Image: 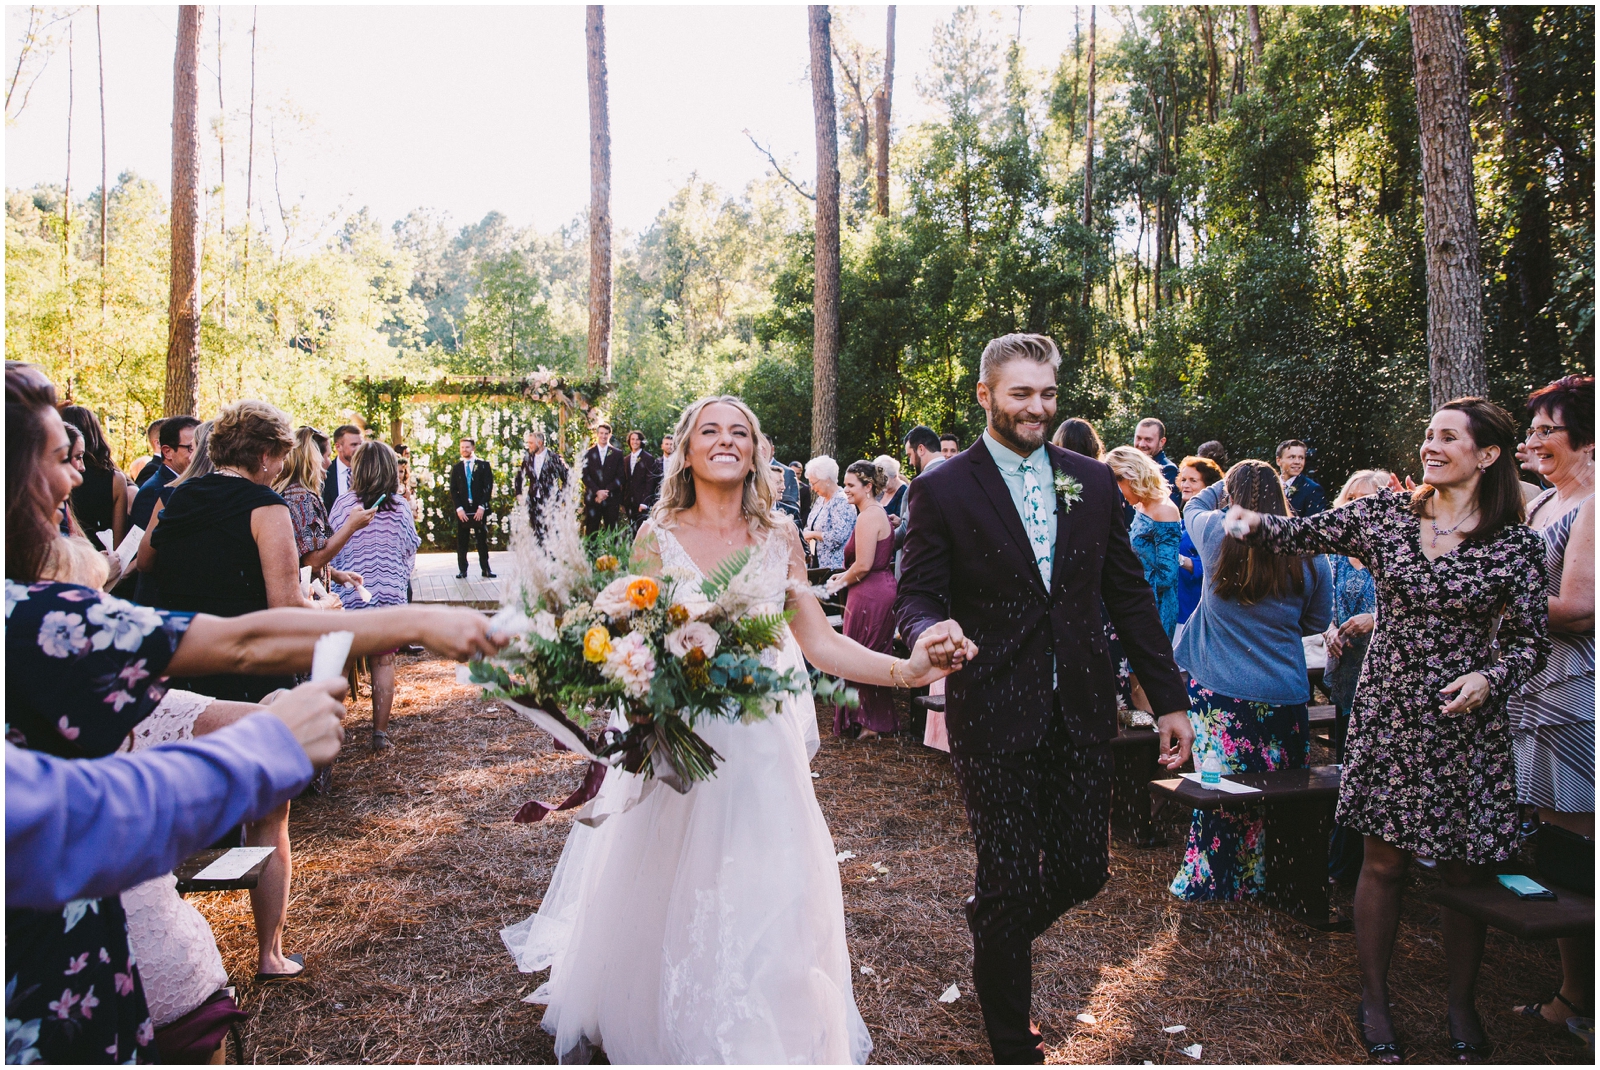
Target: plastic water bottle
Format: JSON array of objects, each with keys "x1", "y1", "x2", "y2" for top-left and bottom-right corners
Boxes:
[{"x1": 1200, "y1": 748, "x2": 1224, "y2": 787}]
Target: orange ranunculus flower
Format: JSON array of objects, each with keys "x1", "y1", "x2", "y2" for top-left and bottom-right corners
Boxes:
[
  {"x1": 583, "y1": 625, "x2": 612, "y2": 663},
  {"x1": 627, "y1": 576, "x2": 661, "y2": 610},
  {"x1": 667, "y1": 604, "x2": 690, "y2": 627},
  {"x1": 594, "y1": 554, "x2": 620, "y2": 572}
]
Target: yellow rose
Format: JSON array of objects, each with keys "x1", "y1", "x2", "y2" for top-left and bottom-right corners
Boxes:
[
  {"x1": 594, "y1": 554, "x2": 620, "y2": 572},
  {"x1": 583, "y1": 625, "x2": 612, "y2": 663}
]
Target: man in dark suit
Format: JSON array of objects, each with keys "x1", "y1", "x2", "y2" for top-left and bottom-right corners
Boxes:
[
  {"x1": 513, "y1": 430, "x2": 568, "y2": 543},
  {"x1": 322, "y1": 424, "x2": 364, "y2": 515},
  {"x1": 896, "y1": 334, "x2": 1193, "y2": 1064},
  {"x1": 581, "y1": 423, "x2": 626, "y2": 535},
  {"x1": 449, "y1": 437, "x2": 496, "y2": 579},
  {"x1": 620, "y1": 430, "x2": 660, "y2": 530},
  {"x1": 1276, "y1": 438, "x2": 1327, "y2": 515}
]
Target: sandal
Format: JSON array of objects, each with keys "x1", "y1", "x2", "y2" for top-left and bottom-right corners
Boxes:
[
  {"x1": 1446, "y1": 1009, "x2": 1490, "y2": 1063},
  {"x1": 1516, "y1": 989, "x2": 1589, "y2": 1024},
  {"x1": 1355, "y1": 1002, "x2": 1403, "y2": 1064},
  {"x1": 254, "y1": 953, "x2": 305, "y2": 984}
]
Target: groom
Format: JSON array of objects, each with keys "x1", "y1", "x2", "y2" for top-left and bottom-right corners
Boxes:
[{"x1": 897, "y1": 333, "x2": 1193, "y2": 1063}]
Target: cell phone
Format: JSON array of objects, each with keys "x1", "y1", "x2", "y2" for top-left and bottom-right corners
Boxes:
[
  {"x1": 371, "y1": 494, "x2": 387, "y2": 508},
  {"x1": 1498, "y1": 873, "x2": 1556, "y2": 900}
]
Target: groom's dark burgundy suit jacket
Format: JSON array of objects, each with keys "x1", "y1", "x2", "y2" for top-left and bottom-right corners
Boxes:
[{"x1": 896, "y1": 440, "x2": 1187, "y2": 754}]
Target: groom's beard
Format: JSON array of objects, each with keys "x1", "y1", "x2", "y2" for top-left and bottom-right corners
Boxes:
[{"x1": 989, "y1": 407, "x2": 1051, "y2": 454}]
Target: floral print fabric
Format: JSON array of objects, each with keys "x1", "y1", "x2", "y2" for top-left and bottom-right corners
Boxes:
[
  {"x1": 1169, "y1": 678, "x2": 1309, "y2": 901},
  {"x1": 5, "y1": 579, "x2": 193, "y2": 1064},
  {"x1": 1252, "y1": 489, "x2": 1548, "y2": 863}
]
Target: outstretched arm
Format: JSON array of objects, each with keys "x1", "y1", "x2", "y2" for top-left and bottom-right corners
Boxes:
[{"x1": 893, "y1": 477, "x2": 951, "y2": 649}]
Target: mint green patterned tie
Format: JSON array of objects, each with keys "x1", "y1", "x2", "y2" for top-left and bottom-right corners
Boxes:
[{"x1": 1019, "y1": 460, "x2": 1053, "y2": 587}]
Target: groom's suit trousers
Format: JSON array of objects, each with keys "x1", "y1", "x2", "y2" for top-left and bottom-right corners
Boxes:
[{"x1": 949, "y1": 706, "x2": 1112, "y2": 1064}]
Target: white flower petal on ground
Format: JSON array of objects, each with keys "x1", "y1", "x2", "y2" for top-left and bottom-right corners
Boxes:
[
  {"x1": 1181, "y1": 1043, "x2": 1203, "y2": 1059},
  {"x1": 1163, "y1": 1025, "x2": 1187, "y2": 1034},
  {"x1": 859, "y1": 966, "x2": 874, "y2": 976},
  {"x1": 1076, "y1": 1012, "x2": 1097, "y2": 1025},
  {"x1": 937, "y1": 983, "x2": 960, "y2": 1003},
  {"x1": 835, "y1": 851, "x2": 856, "y2": 862}
]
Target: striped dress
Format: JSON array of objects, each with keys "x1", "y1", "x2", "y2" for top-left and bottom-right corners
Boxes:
[
  {"x1": 1506, "y1": 490, "x2": 1595, "y2": 813},
  {"x1": 329, "y1": 491, "x2": 420, "y2": 610}
]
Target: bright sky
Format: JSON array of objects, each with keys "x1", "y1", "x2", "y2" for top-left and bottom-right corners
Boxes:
[{"x1": 5, "y1": 4, "x2": 1095, "y2": 239}]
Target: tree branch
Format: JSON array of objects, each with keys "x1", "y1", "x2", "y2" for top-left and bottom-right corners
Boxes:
[{"x1": 743, "y1": 130, "x2": 815, "y2": 201}]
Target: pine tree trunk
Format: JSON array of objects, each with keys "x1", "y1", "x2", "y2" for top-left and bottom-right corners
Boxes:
[
  {"x1": 165, "y1": 4, "x2": 203, "y2": 418},
  {"x1": 586, "y1": 5, "x2": 612, "y2": 377},
  {"x1": 97, "y1": 6, "x2": 107, "y2": 316},
  {"x1": 1410, "y1": 4, "x2": 1486, "y2": 408},
  {"x1": 1079, "y1": 5, "x2": 1096, "y2": 356},
  {"x1": 873, "y1": 5, "x2": 894, "y2": 216},
  {"x1": 809, "y1": 4, "x2": 840, "y2": 459},
  {"x1": 1247, "y1": 5, "x2": 1263, "y2": 64}
]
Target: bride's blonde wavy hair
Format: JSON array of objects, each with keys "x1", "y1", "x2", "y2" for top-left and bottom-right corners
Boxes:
[{"x1": 650, "y1": 394, "x2": 779, "y2": 538}]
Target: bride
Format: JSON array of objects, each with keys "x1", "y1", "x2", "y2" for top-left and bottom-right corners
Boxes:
[{"x1": 501, "y1": 395, "x2": 973, "y2": 1064}]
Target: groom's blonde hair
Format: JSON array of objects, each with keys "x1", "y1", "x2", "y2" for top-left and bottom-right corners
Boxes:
[
  {"x1": 979, "y1": 333, "x2": 1062, "y2": 388},
  {"x1": 652, "y1": 394, "x2": 779, "y2": 538}
]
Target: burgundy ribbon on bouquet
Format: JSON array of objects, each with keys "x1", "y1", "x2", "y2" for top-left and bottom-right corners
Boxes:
[{"x1": 513, "y1": 758, "x2": 608, "y2": 823}]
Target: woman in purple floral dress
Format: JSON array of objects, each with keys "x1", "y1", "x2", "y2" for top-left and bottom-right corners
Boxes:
[{"x1": 1228, "y1": 398, "x2": 1548, "y2": 1063}]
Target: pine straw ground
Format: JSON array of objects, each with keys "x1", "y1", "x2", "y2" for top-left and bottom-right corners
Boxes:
[{"x1": 194, "y1": 653, "x2": 1586, "y2": 1064}]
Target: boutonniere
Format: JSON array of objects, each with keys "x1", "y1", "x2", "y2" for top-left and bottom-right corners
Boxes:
[{"x1": 1053, "y1": 472, "x2": 1084, "y2": 513}]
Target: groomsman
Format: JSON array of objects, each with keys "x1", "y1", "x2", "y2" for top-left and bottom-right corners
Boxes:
[
  {"x1": 513, "y1": 430, "x2": 568, "y2": 542},
  {"x1": 1276, "y1": 439, "x2": 1327, "y2": 515},
  {"x1": 897, "y1": 333, "x2": 1190, "y2": 1064},
  {"x1": 449, "y1": 438, "x2": 496, "y2": 580},
  {"x1": 323, "y1": 424, "x2": 364, "y2": 514},
  {"x1": 581, "y1": 423, "x2": 626, "y2": 534},
  {"x1": 621, "y1": 430, "x2": 660, "y2": 530}
]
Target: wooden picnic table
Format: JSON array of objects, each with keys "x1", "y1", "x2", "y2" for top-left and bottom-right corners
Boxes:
[
  {"x1": 1151, "y1": 765, "x2": 1344, "y2": 928},
  {"x1": 174, "y1": 848, "x2": 275, "y2": 895}
]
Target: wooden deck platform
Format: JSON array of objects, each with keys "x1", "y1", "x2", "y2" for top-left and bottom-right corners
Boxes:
[{"x1": 410, "y1": 551, "x2": 512, "y2": 608}]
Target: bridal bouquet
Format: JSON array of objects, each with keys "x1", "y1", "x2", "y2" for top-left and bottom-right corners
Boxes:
[{"x1": 467, "y1": 483, "x2": 804, "y2": 787}]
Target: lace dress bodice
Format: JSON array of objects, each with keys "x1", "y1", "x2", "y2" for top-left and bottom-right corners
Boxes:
[{"x1": 119, "y1": 689, "x2": 231, "y2": 1027}]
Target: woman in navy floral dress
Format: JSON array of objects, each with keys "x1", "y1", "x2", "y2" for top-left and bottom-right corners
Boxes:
[{"x1": 1229, "y1": 399, "x2": 1548, "y2": 1062}]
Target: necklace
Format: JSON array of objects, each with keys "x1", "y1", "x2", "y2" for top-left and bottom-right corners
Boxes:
[
  {"x1": 1428, "y1": 507, "x2": 1476, "y2": 547},
  {"x1": 216, "y1": 467, "x2": 249, "y2": 480}
]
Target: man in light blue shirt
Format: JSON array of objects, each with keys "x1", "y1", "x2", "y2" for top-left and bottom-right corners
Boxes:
[{"x1": 981, "y1": 429, "x2": 1057, "y2": 587}]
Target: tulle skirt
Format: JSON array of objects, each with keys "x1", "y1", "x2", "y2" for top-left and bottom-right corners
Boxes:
[{"x1": 502, "y1": 636, "x2": 871, "y2": 1065}]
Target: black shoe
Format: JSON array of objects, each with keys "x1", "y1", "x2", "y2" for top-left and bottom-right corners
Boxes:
[
  {"x1": 1446, "y1": 1009, "x2": 1489, "y2": 1063},
  {"x1": 482, "y1": 569, "x2": 497, "y2": 579},
  {"x1": 1355, "y1": 1002, "x2": 1403, "y2": 1064},
  {"x1": 456, "y1": 571, "x2": 468, "y2": 580}
]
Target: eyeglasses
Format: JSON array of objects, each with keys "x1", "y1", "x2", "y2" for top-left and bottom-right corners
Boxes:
[{"x1": 1528, "y1": 425, "x2": 1568, "y2": 441}]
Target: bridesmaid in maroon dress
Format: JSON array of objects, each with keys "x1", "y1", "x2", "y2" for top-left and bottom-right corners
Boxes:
[{"x1": 828, "y1": 460, "x2": 899, "y2": 738}]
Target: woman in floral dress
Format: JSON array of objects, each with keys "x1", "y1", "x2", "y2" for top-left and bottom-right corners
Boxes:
[{"x1": 1227, "y1": 398, "x2": 1548, "y2": 1062}]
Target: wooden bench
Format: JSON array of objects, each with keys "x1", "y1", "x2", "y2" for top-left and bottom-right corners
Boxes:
[
  {"x1": 1430, "y1": 876, "x2": 1594, "y2": 940},
  {"x1": 174, "y1": 848, "x2": 275, "y2": 896},
  {"x1": 1151, "y1": 765, "x2": 1344, "y2": 929},
  {"x1": 1308, "y1": 704, "x2": 1337, "y2": 747},
  {"x1": 1111, "y1": 726, "x2": 1166, "y2": 847}
]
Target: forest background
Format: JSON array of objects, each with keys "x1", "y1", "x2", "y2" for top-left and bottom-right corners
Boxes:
[{"x1": 7, "y1": 4, "x2": 1594, "y2": 496}]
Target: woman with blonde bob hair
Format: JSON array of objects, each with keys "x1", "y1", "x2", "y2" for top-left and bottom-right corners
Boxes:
[
  {"x1": 1103, "y1": 445, "x2": 1182, "y2": 636},
  {"x1": 506, "y1": 393, "x2": 977, "y2": 1065},
  {"x1": 275, "y1": 425, "x2": 373, "y2": 586}
]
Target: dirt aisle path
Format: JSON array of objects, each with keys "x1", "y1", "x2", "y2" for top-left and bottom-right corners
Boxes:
[{"x1": 199, "y1": 655, "x2": 1582, "y2": 1064}]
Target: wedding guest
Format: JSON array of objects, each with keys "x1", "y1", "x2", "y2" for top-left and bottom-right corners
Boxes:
[
  {"x1": 1321, "y1": 469, "x2": 1388, "y2": 886},
  {"x1": 449, "y1": 437, "x2": 495, "y2": 579},
  {"x1": 1228, "y1": 397, "x2": 1548, "y2": 1061},
  {"x1": 321, "y1": 424, "x2": 362, "y2": 513},
  {"x1": 660, "y1": 432, "x2": 675, "y2": 460},
  {"x1": 275, "y1": 426, "x2": 372, "y2": 588},
  {"x1": 150, "y1": 401, "x2": 302, "y2": 703},
  {"x1": 1104, "y1": 446, "x2": 1183, "y2": 637},
  {"x1": 6, "y1": 366, "x2": 493, "y2": 1065},
  {"x1": 581, "y1": 423, "x2": 625, "y2": 534},
  {"x1": 395, "y1": 454, "x2": 424, "y2": 524},
  {"x1": 875, "y1": 454, "x2": 907, "y2": 519},
  {"x1": 1133, "y1": 417, "x2": 1183, "y2": 507},
  {"x1": 132, "y1": 419, "x2": 212, "y2": 606},
  {"x1": 331, "y1": 441, "x2": 421, "y2": 753},
  {"x1": 903, "y1": 425, "x2": 943, "y2": 477},
  {"x1": 940, "y1": 432, "x2": 961, "y2": 459},
  {"x1": 1170, "y1": 460, "x2": 1332, "y2": 902},
  {"x1": 769, "y1": 437, "x2": 802, "y2": 522},
  {"x1": 827, "y1": 460, "x2": 898, "y2": 739},
  {"x1": 1174, "y1": 455, "x2": 1224, "y2": 627},
  {"x1": 133, "y1": 417, "x2": 166, "y2": 487},
  {"x1": 1277, "y1": 439, "x2": 1328, "y2": 515},
  {"x1": 513, "y1": 429, "x2": 568, "y2": 540},
  {"x1": 1508, "y1": 375, "x2": 1594, "y2": 1029},
  {"x1": 792, "y1": 460, "x2": 812, "y2": 522},
  {"x1": 1196, "y1": 439, "x2": 1229, "y2": 471},
  {"x1": 802, "y1": 455, "x2": 855, "y2": 569},
  {"x1": 1052, "y1": 416, "x2": 1105, "y2": 458},
  {"x1": 622, "y1": 429, "x2": 660, "y2": 530},
  {"x1": 58, "y1": 421, "x2": 85, "y2": 535},
  {"x1": 130, "y1": 414, "x2": 200, "y2": 531},
  {"x1": 61, "y1": 405, "x2": 130, "y2": 550}
]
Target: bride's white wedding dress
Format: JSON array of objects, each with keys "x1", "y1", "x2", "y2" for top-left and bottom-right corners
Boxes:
[{"x1": 500, "y1": 525, "x2": 872, "y2": 1064}]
